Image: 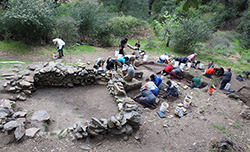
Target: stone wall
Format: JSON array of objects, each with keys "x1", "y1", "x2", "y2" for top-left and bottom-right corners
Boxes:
[{"x1": 1, "y1": 62, "x2": 141, "y2": 140}]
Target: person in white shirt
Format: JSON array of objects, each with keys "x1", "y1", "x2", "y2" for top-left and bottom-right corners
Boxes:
[{"x1": 53, "y1": 38, "x2": 65, "y2": 58}]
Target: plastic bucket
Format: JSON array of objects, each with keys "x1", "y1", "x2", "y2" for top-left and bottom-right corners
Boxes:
[
  {"x1": 115, "y1": 51, "x2": 119, "y2": 57},
  {"x1": 199, "y1": 64, "x2": 204, "y2": 69},
  {"x1": 53, "y1": 52, "x2": 58, "y2": 59},
  {"x1": 224, "y1": 83, "x2": 231, "y2": 90},
  {"x1": 174, "y1": 61, "x2": 179, "y2": 68},
  {"x1": 143, "y1": 55, "x2": 148, "y2": 61},
  {"x1": 180, "y1": 63, "x2": 185, "y2": 69},
  {"x1": 183, "y1": 95, "x2": 192, "y2": 108},
  {"x1": 160, "y1": 102, "x2": 169, "y2": 112}
]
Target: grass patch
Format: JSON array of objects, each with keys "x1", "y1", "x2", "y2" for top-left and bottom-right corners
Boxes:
[
  {"x1": 0, "y1": 41, "x2": 31, "y2": 54},
  {"x1": 27, "y1": 111, "x2": 34, "y2": 117},
  {"x1": 66, "y1": 45, "x2": 97, "y2": 54},
  {"x1": 212, "y1": 123, "x2": 226, "y2": 131},
  {"x1": 49, "y1": 132, "x2": 56, "y2": 135}
]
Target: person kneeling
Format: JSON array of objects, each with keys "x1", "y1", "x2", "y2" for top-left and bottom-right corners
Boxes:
[
  {"x1": 162, "y1": 80, "x2": 178, "y2": 98},
  {"x1": 133, "y1": 86, "x2": 156, "y2": 108}
]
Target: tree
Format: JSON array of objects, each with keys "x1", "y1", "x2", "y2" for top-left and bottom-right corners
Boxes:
[{"x1": 1, "y1": 0, "x2": 56, "y2": 44}]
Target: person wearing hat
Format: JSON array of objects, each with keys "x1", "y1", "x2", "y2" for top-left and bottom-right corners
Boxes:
[
  {"x1": 162, "y1": 80, "x2": 178, "y2": 98},
  {"x1": 52, "y1": 38, "x2": 65, "y2": 58},
  {"x1": 133, "y1": 86, "x2": 156, "y2": 108},
  {"x1": 158, "y1": 52, "x2": 169, "y2": 63},
  {"x1": 119, "y1": 38, "x2": 128, "y2": 56}
]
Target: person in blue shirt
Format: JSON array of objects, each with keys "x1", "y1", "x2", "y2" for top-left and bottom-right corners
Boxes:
[
  {"x1": 150, "y1": 74, "x2": 162, "y2": 88},
  {"x1": 162, "y1": 80, "x2": 178, "y2": 98}
]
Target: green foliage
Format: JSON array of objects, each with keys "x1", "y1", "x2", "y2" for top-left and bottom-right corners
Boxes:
[
  {"x1": 0, "y1": 41, "x2": 31, "y2": 54},
  {"x1": 1, "y1": 0, "x2": 56, "y2": 44},
  {"x1": 109, "y1": 15, "x2": 141, "y2": 37},
  {"x1": 172, "y1": 19, "x2": 211, "y2": 53},
  {"x1": 98, "y1": 0, "x2": 148, "y2": 20},
  {"x1": 69, "y1": 1, "x2": 113, "y2": 46},
  {"x1": 52, "y1": 15, "x2": 79, "y2": 45},
  {"x1": 236, "y1": 11, "x2": 250, "y2": 49}
]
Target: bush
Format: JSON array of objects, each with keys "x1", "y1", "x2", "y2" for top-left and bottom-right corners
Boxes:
[
  {"x1": 172, "y1": 19, "x2": 211, "y2": 53},
  {"x1": 52, "y1": 16, "x2": 79, "y2": 45},
  {"x1": 69, "y1": 1, "x2": 113, "y2": 46},
  {"x1": 1, "y1": 0, "x2": 56, "y2": 44},
  {"x1": 109, "y1": 15, "x2": 141, "y2": 37},
  {"x1": 236, "y1": 11, "x2": 250, "y2": 49}
]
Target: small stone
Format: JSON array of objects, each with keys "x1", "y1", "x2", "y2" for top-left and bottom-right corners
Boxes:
[
  {"x1": 31, "y1": 110, "x2": 50, "y2": 121},
  {"x1": 13, "y1": 111, "x2": 27, "y2": 118},
  {"x1": 125, "y1": 124, "x2": 133, "y2": 135},
  {"x1": 25, "y1": 128, "x2": 40, "y2": 137},
  {"x1": 75, "y1": 132, "x2": 83, "y2": 139},
  {"x1": 14, "y1": 125, "x2": 25, "y2": 140},
  {"x1": 4, "y1": 121, "x2": 17, "y2": 131},
  {"x1": 123, "y1": 135, "x2": 129, "y2": 141},
  {"x1": 19, "y1": 80, "x2": 32, "y2": 88},
  {"x1": 134, "y1": 133, "x2": 141, "y2": 141},
  {"x1": 79, "y1": 146, "x2": 91, "y2": 151}
]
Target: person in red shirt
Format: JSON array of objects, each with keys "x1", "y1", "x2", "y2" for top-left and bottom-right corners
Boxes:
[{"x1": 162, "y1": 64, "x2": 173, "y2": 76}]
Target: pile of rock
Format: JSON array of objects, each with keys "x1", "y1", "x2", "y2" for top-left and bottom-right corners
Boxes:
[
  {"x1": 1, "y1": 62, "x2": 142, "y2": 141},
  {"x1": 66, "y1": 73, "x2": 141, "y2": 140},
  {"x1": 2, "y1": 62, "x2": 112, "y2": 98}
]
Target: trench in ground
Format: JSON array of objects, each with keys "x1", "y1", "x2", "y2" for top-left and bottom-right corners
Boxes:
[{"x1": 16, "y1": 85, "x2": 117, "y2": 131}]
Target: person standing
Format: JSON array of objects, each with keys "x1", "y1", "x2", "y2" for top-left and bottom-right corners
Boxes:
[
  {"x1": 220, "y1": 68, "x2": 232, "y2": 90},
  {"x1": 119, "y1": 38, "x2": 128, "y2": 56},
  {"x1": 53, "y1": 38, "x2": 65, "y2": 58}
]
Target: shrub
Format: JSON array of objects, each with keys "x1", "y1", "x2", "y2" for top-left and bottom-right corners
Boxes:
[
  {"x1": 52, "y1": 16, "x2": 79, "y2": 45},
  {"x1": 69, "y1": 1, "x2": 112, "y2": 46},
  {"x1": 1, "y1": 0, "x2": 56, "y2": 44},
  {"x1": 109, "y1": 15, "x2": 141, "y2": 37},
  {"x1": 236, "y1": 11, "x2": 250, "y2": 49},
  {"x1": 172, "y1": 19, "x2": 212, "y2": 53}
]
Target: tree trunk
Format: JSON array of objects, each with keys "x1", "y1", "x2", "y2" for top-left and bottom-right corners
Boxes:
[
  {"x1": 239, "y1": 0, "x2": 248, "y2": 12},
  {"x1": 166, "y1": 37, "x2": 170, "y2": 47},
  {"x1": 148, "y1": 0, "x2": 155, "y2": 15},
  {"x1": 119, "y1": 0, "x2": 125, "y2": 12}
]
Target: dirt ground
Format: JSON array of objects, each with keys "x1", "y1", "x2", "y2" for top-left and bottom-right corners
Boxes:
[{"x1": 0, "y1": 47, "x2": 250, "y2": 152}]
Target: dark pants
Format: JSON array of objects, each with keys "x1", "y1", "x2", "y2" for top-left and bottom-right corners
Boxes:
[
  {"x1": 58, "y1": 45, "x2": 64, "y2": 58},
  {"x1": 220, "y1": 79, "x2": 230, "y2": 90},
  {"x1": 119, "y1": 45, "x2": 125, "y2": 56}
]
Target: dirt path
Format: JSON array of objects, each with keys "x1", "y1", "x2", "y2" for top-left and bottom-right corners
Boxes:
[{"x1": 1, "y1": 48, "x2": 250, "y2": 152}]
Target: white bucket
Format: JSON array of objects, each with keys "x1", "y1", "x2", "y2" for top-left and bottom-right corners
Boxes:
[
  {"x1": 117, "y1": 54, "x2": 123, "y2": 59},
  {"x1": 183, "y1": 95, "x2": 192, "y2": 108},
  {"x1": 180, "y1": 63, "x2": 185, "y2": 69},
  {"x1": 115, "y1": 51, "x2": 119, "y2": 57},
  {"x1": 53, "y1": 52, "x2": 58, "y2": 59},
  {"x1": 199, "y1": 63, "x2": 204, "y2": 69},
  {"x1": 187, "y1": 62, "x2": 192, "y2": 68},
  {"x1": 224, "y1": 83, "x2": 231, "y2": 90},
  {"x1": 160, "y1": 102, "x2": 169, "y2": 112},
  {"x1": 174, "y1": 61, "x2": 179, "y2": 68},
  {"x1": 143, "y1": 55, "x2": 148, "y2": 61}
]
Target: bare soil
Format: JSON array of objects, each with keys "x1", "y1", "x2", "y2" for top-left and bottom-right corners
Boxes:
[{"x1": 1, "y1": 47, "x2": 250, "y2": 152}]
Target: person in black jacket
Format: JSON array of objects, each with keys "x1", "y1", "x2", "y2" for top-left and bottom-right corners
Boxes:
[
  {"x1": 220, "y1": 68, "x2": 232, "y2": 90},
  {"x1": 119, "y1": 38, "x2": 128, "y2": 56}
]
